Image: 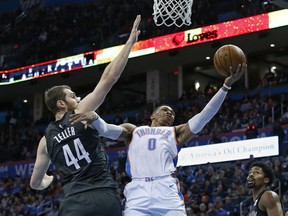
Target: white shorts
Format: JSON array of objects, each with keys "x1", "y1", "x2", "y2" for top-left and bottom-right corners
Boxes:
[{"x1": 123, "y1": 175, "x2": 186, "y2": 216}]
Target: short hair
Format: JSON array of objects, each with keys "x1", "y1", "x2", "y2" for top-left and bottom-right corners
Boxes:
[
  {"x1": 44, "y1": 85, "x2": 71, "y2": 115},
  {"x1": 249, "y1": 162, "x2": 274, "y2": 186},
  {"x1": 152, "y1": 105, "x2": 175, "y2": 116}
]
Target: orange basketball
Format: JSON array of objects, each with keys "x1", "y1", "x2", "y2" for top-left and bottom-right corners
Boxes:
[{"x1": 213, "y1": 44, "x2": 246, "y2": 77}]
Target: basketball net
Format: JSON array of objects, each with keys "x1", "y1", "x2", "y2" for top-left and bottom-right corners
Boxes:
[{"x1": 153, "y1": 0, "x2": 193, "y2": 27}]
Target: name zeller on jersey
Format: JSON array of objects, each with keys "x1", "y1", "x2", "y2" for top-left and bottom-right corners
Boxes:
[{"x1": 54, "y1": 127, "x2": 76, "y2": 143}]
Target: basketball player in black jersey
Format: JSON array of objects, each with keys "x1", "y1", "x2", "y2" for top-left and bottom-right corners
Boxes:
[
  {"x1": 29, "y1": 15, "x2": 141, "y2": 216},
  {"x1": 247, "y1": 162, "x2": 284, "y2": 216}
]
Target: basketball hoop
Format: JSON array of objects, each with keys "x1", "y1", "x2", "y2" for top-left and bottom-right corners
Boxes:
[{"x1": 153, "y1": 0, "x2": 193, "y2": 27}]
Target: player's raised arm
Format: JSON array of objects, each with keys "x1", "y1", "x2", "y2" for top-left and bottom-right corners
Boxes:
[
  {"x1": 77, "y1": 15, "x2": 141, "y2": 113},
  {"x1": 176, "y1": 63, "x2": 246, "y2": 146}
]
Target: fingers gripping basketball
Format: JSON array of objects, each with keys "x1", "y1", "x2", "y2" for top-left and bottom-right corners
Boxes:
[{"x1": 213, "y1": 44, "x2": 246, "y2": 77}]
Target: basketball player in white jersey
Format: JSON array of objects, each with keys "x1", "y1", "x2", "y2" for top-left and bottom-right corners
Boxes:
[{"x1": 70, "y1": 63, "x2": 247, "y2": 215}]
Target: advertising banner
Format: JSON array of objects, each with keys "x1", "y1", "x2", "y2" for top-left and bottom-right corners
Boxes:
[
  {"x1": 177, "y1": 136, "x2": 279, "y2": 167},
  {"x1": 0, "y1": 126, "x2": 287, "y2": 178}
]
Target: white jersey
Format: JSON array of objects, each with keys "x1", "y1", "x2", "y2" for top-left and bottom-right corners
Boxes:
[
  {"x1": 126, "y1": 126, "x2": 178, "y2": 178},
  {"x1": 123, "y1": 126, "x2": 186, "y2": 216}
]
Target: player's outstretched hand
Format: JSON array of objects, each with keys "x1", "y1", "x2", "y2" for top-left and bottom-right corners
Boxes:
[
  {"x1": 127, "y1": 15, "x2": 141, "y2": 44},
  {"x1": 70, "y1": 111, "x2": 98, "y2": 125},
  {"x1": 224, "y1": 63, "x2": 247, "y2": 86}
]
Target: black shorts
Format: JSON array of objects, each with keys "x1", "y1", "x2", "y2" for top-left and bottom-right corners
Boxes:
[{"x1": 59, "y1": 188, "x2": 122, "y2": 216}]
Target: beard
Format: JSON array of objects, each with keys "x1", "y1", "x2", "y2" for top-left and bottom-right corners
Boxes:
[{"x1": 67, "y1": 103, "x2": 77, "y2": 111}]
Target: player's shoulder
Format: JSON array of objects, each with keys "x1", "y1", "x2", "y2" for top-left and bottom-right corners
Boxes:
[
  {"x1": 263, "y1": 190, "x2": 280, "y2": 198},
  {"x1": 259, "y1": 190, "x2": 284, "y2": 215},
  {"x1": 260, "y1": 190, "x2": 281, "y2": 206}
]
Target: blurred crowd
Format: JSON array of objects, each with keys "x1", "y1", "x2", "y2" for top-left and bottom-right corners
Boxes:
[
  {"x1": 0, "y1": 0, "x2": 280, "y2": 70},
  {"x1": 0, "y1": 174, "x2": 62, "y2": 216},
  {"x1": 1, "y1": 154, "x2": 288, "y2": 215}
]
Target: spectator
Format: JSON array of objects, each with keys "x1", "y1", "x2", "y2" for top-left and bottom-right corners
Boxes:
[
  {"x1": 245, "y1": 154, "x2": 256, "y2": 170},
  {"x1": 245, "y1": 121, "x2": 258, "y2": 139},
  {"x1": 199, "y1": 202, "x2": 208, "y2": 215},
  {"x1": 223, "y1": 196, "x2": 236, "y2": 215},
  {"x1": 270, "y1": 121, "x2": 286, "y2": 157},
  {"x1": 263, "y1": 70, "x2": 276, "y2": 87},
  {"x1": 282, "y1": 107, "x2": 288, "y2": 124},
  {"x1": 207, "y1": 203, "x2": 220, "y2": 216},
  {"x1": 209, "y1": 132, "x2": 222, "y2": 144}
]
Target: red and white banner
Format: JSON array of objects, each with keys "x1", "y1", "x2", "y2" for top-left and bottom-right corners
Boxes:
[{"x1": 1, "y1": 9, "x2": 287, "y2": 85}]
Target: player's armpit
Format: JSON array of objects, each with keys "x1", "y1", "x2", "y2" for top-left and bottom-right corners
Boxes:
[{"x1": 118, "y1": 123, "x2": 136, "y2": 144}]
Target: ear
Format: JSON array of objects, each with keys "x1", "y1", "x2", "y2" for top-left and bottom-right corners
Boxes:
[
  {"x1": 56, "y1": 100, "x2": 66, "y2": 109},
  {"x1": 264, "y1": 177, "x2": 270, "y2": 185},
  {"x1": 150, "y1": 113, "x2": 155, "y2": 121}
]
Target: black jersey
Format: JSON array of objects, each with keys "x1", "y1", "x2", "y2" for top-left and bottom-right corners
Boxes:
[
  {"x1": 45, "y1": 112, "x2": 118, "y2": 197},
  {"x1": 248, "y1": 190, "x2": 267, "y2": 216}
]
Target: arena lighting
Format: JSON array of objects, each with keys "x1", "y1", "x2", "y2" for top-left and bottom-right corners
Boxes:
[
  {"x1": 176, "y1": 136, "x2": 279, "y2": 167},
  {"x1": 194, "y1": 82, "x2": 200, "y2": 90},
  {"x1": 0, "y1": 9, "x2": 288, "y2": 85}
]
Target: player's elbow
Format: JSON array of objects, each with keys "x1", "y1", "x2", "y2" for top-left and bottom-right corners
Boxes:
[
  {"x1": 101, "y1": 70, "x2": 120, "y2": 86},
  {"x1": 107, "y1": 76, "x2": 119, "y2": 87},
  {"x1": 30, "y1": 179, "x2": 41, "y2": 190}
]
